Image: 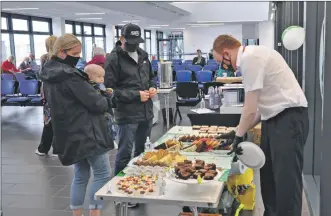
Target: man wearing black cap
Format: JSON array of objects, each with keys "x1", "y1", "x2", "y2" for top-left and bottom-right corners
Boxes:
[{"x1": 104, "y1": 23, "x2": 156, "y2": 176}]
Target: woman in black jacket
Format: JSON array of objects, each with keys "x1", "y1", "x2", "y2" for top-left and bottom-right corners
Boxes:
[{"x1": 39, "y1": 34, "x2": 114, "y2": 216}]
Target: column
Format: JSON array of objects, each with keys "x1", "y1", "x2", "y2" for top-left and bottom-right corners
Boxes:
[{"x1": 52, "y1": 17, "x2": 65, "y2": 36}]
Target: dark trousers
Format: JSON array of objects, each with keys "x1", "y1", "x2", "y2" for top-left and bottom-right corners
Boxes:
[
  {"x1": 114, "y1": 119, "x2": 153, "y2": 175},
  {"x1": 37, "y1": 121, "x2": 54, "y2": 154},
  {"x1": 260, "y1": 107, "x2": 309, "y2": 216}
]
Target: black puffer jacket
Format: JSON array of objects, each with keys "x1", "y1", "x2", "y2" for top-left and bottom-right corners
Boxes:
[
  {"x1": 104, "y1": 46, "x2": 156, "y2": 124},
  {"x1": 39, "y1": 57, "x2": 114, "y2": 166}
]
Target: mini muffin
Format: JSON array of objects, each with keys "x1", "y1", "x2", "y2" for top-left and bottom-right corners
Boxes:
[
  {"x1": 184, "y1": 160, "x2": 192, "y2": 164},
  {"x1": 206, "y1": 170, "x2": 218, "y2": 176},
  {"x1": 192, "y1": 172, "x2": 203, "y2": 179},
  {"x1": 203, "y1": 173, "x2": 215, "y2": 180},
  {"x1": 178, "y1": 171, "x2": 191, "y2": 180},
  {"x1": 194, "y1": 164, "x2": 204, "y2": 170}
]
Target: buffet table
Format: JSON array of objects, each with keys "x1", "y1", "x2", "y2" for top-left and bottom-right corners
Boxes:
[{"x1": 95, "y1": 126, "x2": 235, "y2": 216}]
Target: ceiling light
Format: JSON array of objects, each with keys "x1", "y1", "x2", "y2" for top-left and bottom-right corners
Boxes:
[
  {"x1": 150, "y1": 24, "x2": 169, "y2": 27},
  {"x1": 148, "y1": 26, "x2": 161, "y2": 29},
  {"x1": 168, "y1": 28, "x2": 186, "y2": 30},
  {"x1": 191, "y1": 25, "x2": 211, "y2": 28},
  {"x1": 77, "y1": 18, "x2": 103, "y2": 20},
  {"x1": 196, "y1": 21, "x2": 224, "y2": 24},
  {"x1": 3, "y1": 8, "x2": 39, "y2": 11},
  {"x1": 122, "y1": 20, "x2": 140, "y2": 23},
  {"x1": 75, "y1": 12, "x2": 105, "y2": 15},
  {"x1": 117, "y1": 23, "x2": 125, "y2": 26},
  {"x1": 187, "y1": 23, "x2": 224, "y2": 26}
]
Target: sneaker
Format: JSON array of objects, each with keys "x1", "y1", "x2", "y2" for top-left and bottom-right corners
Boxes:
[
  {"x1": 51, "y1": 154, "x2": 58, "y2": 157},
  {"x1": 35, "y1": 149, "x2": 46, "y2": 156}
]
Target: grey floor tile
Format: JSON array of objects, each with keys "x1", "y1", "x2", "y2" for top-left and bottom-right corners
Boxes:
[
  {"x1": 2, "y1": 173, "x2": 55, "y2": 184},
  {"x1": 7, "y1": 195, "x2": 70, "y2": 210},
  {"x1": 4, "y1": 183, "x2": 66, "y2": 196},
  {"x1": 2, "y1": 165, "x2": 44, "y2": 174}
]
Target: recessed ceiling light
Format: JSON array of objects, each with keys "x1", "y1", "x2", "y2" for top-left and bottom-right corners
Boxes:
[
  {"x1": 3, "y1": 8, "x2": 39, "y2": 11},
  {"x1": 75, "y1": 12, "x2": 105, "y2": 15},
  {"x1": 191, "y1": 25, "x2": 211, "y2": 28},
  {"x1": 187, "y1": 23, "x2": 224, "y2": 26},
  {"x1": 150, "y1": 24, "x2": 169, "y2": 27},
  {"x1": 122, "y1": 20, "x2": 140, "y2": 23},
  {"x1": 117, "y1": 23, "x2": 125, "y2": 26},
  {"x1": 196, "y1": 21, "x2": 224, "y2": 24},
  {"x1": 168, "y1": 28, "x2": 186, "y2": 30},
  {"x1": 148, "y1": 26, "x2": 161, "y2": 29},
  {"x1": 77, "y1": 18, "x2": 103, "y2": 20}
]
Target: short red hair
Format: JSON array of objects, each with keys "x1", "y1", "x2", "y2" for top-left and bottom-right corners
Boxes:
[{"x1": 213, "y1": 34, "x2": 241, "y2": 54}]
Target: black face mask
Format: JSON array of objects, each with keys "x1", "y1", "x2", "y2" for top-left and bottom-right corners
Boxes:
[
  {"x1": 220, "y1": 57, "x2": 235, "y2": 72},
  {"x1": 63, "y1": 54, "x2": 80, "y2": 67},
  {"x1": 124, "y1": 43, "x2": 139, "y2": 52}
]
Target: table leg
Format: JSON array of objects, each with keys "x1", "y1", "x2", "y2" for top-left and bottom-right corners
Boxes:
[
  {"x1": 121, "y1": 203, "x2": 128, "y2": 216},
  {"x1": 189, "y1": 207, "x2": 199, "y2": 216},
  {"x1": 164, "y1": 94, "x2": 170, "y2": 129}
]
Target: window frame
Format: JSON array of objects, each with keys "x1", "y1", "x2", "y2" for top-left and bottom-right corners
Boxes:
[
  {"x1": 65, "y1": 20, "x2": 106, "y2": 59},
  {"x1": 1, "y1": 12, "x2": 52, "y2": 65}
]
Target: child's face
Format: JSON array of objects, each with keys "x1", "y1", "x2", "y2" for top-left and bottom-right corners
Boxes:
[{"x1": 89, "y1": 70, "x2": 105, "y2": 84}]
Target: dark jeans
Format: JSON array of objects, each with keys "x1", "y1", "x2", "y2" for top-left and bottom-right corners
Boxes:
[
  {"x1": 260, "y1": 107, "x2": 309, "y2": 216},
  {"x1": 37, "y1": 121, "x2": 54, "y2": 154},
  {"x1": 114, "y1": 119, "x2": 153, "y2": 175}
]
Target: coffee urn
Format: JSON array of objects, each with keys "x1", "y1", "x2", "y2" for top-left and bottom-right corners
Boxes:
[{"x1": 158, "y1": 61, "x2": 173, "y2": 89}]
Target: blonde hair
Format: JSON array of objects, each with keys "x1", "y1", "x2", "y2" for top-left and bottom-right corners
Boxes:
[
  {"x1": 45, "y1": 35, "x2": 57, "y2": 58},
  {"x1": 53, "y1": 34, "x2": 81, "y2": 57},
  {"x1": 213, "y1": 34, "x2": 241, "y2": 54}
]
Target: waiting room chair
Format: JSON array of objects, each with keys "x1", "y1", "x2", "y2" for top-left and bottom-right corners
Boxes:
[
  {"x1": 151, "y1": 60, "x2": 159, "y2": 66},
  {"x1": 187, "y1": 65, "x2": 202, "y2": 74},
  {"x1": 14, "y1": 73, "x2": 27, "y2": 82},
  {"x1": 174, "y1": 82, "x2": 202, "y2": 122},
  {"x1": 203, "y1": 64, "x2": 219, "y2": 72},
  {"x1": 184, "y1": 60, "x2": 193, "y2": 65},
  {"x1": 176, "y1": 70, "x2": 192, "y2": 83},
  {"x1": 6, "y1": 80, "x2": 39, "y2": 106},
  {"x1": 208, "y1": 59, "x2": 217, "y2": 65},
  {"x1": 1, "y1": 80, "x2": 16, "y2": 105},
  {"x1": 173, "y1": 65, "x2": 186, "y2": 72},
  {"x1": 1, "y1": 73, "x2": 14, "y2": 80},
  {"x1": 196, "y1": 70, "x2": 213, "y2": 88},
  {"x1": 172, "y1": 59, "x2": 182, "y2": 65}
]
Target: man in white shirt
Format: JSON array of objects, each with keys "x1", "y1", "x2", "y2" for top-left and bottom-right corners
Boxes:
[{"x1": 214, "y1": 35, "x2": 309, "y2": 216}]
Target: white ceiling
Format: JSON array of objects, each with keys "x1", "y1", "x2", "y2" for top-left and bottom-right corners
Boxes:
[{"x1": 1, "y1": 1, "x2": 271, "y2": 30}]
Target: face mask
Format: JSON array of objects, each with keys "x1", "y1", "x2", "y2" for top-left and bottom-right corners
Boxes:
[
  {"x1": 63, "y1": 54, "x2": 80, "y2": 67},
  {"x1": 220, "y1": 56, "x2": 235, "y2": 72},
  {"x1": 124, "y1": 43, "x2": 139, "y2": 52}
]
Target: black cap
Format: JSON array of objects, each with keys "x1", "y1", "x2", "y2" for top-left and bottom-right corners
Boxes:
[{"x1": 121, "y1": 23, "x2": 145, "y2": 44}]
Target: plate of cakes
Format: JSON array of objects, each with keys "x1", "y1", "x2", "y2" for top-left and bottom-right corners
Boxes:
[
  {"x1": 167, "y1": 159, "x2": 223, "y2": 184},
  {"x1": 116, "y1": 175, "x2": 158, "y2": 196}
]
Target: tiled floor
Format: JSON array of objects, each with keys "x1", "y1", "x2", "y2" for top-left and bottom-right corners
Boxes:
[{"x1": 0, "y1": 93, "x2": 310, "y2": 216}]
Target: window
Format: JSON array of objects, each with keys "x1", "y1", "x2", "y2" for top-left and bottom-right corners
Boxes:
[
  {"x1": 75, "y1": 24, "x2": 82, "y2": 34},
  {"x1": 114, "y1": 25, "x2": 122, "y2": 44},
  {"x1": 84, "y1": 25, "x2": 92, "y2": 35},
  {"x1": 32, "y1": 20, "x2": 49, "y2": 32},
  {"x1": 65, "y1": 24, "x2": 73, "y2": 34},
  {"x1": 33, "y1": 35, "x2": 49, "y2": 64},
  {"x1": 1, "y1": 13, "x2": 52, "y2": 67},
  {"x1": 12, "y1": 18, "x2": 28, "y2": 31},
  {"x1": 144, "y1": 30, "x2": 152, "y2": 57},
  {"x1": 85, "y1": 37, "x2": 93, "y2": 61},
  {"x1": 1, "y1": 33, "x2": 11, "y2": 62},
  {"x1": 65, "y1": 20, "x2": 106, "y2": 59},
  {"x1": 94, "y1": 37, "x2": 104, "y2": 49},
  {"x1": 94, "y1": 26, "x2": 103, "y2": 35},
  {"x1": 14, "y1": 34, "x2": 30, "y2": 66},
  {"x1": 2, "y1": 17, "x2": 7, "y2": 30}
]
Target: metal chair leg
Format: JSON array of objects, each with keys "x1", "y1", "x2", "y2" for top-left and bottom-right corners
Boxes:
[{"x1": 178, "y1": 107, "x2": 182, "y2": 120}]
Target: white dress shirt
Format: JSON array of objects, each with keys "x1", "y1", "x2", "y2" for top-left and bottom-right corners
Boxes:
[{"x1": 236, "y1": 45, "x2": 308, "y2": 120}]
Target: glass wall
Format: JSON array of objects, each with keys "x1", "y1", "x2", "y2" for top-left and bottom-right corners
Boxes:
[
  {"x1": 65, "y1": 20, "x2": 106, "y2": 61},
  {"x1": 1, "y1": 12, "x2": 52, "y2": 66}
]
